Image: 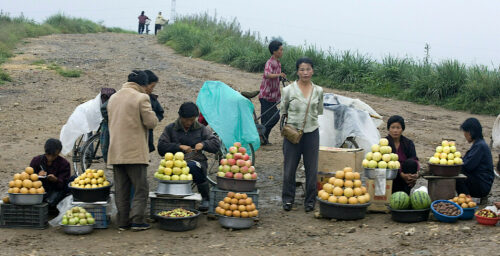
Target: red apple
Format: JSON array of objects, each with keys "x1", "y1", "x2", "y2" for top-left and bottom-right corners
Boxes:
[
  {"x1": 238, "y1": 147, "x2": 246, "y2": 154},
  {"x1": 227, "y1": 158, "x2": 236, "y2": 166},
  {"x1": 237, "y1": 159, "x2": 246, "y2": 167},
  {"x1": 226, "y1": 153, "x2": 233, "y2": 159},
  {"x1": 243, "y1": 154, "x2": 250, "y2": 161},
  {"x1": 220, "y1": 159, "x2": 228, "y2": 165},
  {"x1": 245, "y1": 160, "x2": 252, "y2": 167},
  {"x1": 251, "y1": 173, "x2": 257, "y2": 179},
  {"x1": 234, "y1": 153, "x2": 243, "y2": 160},
  {"x1": 240, "y1": 166, "x2": 249, "y2": 174},
  {"x1": 233, "y1": 142, "x2": 242, "y2": 148},
  {"x1": 231, "y1": 165, "x2": 240, "y2": 173},
  {"x1": 222, "y1": 165, "x2": 231, "y2": 172},
  {"x1": 217, "y1": 172, "x2": 225, "y2": 177},
  {"x1": 225, "y1": 172, "x2": 233, "y2": 178},
  {"x1": 249, "y1": 166, "x2": 255, "y2": 173},
  {"x1": 229, "y1": 146, "x2": 237, "y2": 154},
  {"x1": 234, "y1": 173, "x2": 243, "y2": 179},
  {"x1": 243, "y1": 173, "x2": 252, "y2": 180}
]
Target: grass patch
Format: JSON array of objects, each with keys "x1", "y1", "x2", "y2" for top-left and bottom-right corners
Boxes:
[
  {"x1": 46, "y1": 63, "x2": 82, "y2": 77},
  {"x1": 158, "y1": 13, "x2": 500, "y2": 115}
]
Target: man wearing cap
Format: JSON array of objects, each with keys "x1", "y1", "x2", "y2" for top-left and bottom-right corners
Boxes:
[{"x1": 157, "y1": 102, "x2": 221, "y2": 211}]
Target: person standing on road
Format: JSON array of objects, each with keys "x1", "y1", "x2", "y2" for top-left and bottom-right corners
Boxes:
[
  {"x1": 157, "y1": 102, "x2": 221, "y2": 211},
  {"x1": 107, "y1": 70, "x2": 158, "y2": 231},
  {"x1": 138, "y1": 11, "x2": 149, "y2": 34},
  {"x1": 281, "y1": 57, "x2": 323, "y2": 212},
  {"x1": 259, "y1": 40, "x2": 286, "y2": 145},
  {"x1": 155, "y1": 12, "x2": 167, "y2": 35},
  {"x1": 144, "y1": 70, "x2": 164, "y2": 153}
]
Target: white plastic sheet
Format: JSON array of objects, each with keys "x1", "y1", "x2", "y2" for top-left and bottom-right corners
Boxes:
[
  {"x1": 48, "y1": 194, "x2": 117, "y2": 227},
  {"x1": 319, "y1": 93, "x2": 382, "y2": 153},
  {"x1": 491, "y1": 114, "x2": 500, "y2": 151},
  {"x1": 59, "y1": 94, "x2": 103, "y2": 155}
]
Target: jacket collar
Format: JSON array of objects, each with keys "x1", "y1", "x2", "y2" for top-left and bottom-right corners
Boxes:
[
  {"x1": 122, "y1": 82, "x2": 146, "y2": 94},
  {"x1": 174, "y1": 118, "x2": 202, "y2": 132}
]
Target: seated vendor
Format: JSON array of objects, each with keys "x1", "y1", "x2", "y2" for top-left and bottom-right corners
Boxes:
[
  {"x1": 456, "y1": 118, "x2": 494, "y2": 198},
  {"x1": 157, "y1": 102, "x2": 221, "y2": 211},
  {"x1": 385, "y1": 115, "x2": 419, "y2": 193},
  {"x1": 29, "y1": 138, "x2": 71, "y2": 210}
]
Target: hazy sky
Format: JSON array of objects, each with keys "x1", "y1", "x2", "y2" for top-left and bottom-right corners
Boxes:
[{"x1": 2, "y1": 0, "x2": 500, "y2": 66}]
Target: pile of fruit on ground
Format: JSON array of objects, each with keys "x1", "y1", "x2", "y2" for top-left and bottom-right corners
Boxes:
[
  {"x1": 362, "y1": 138, "x2": 400, "y2": 169},
  {"x1": 7, "y1": 167, "x2": 45, "y2": 194},
  {"x1": 61, "y1": 206, "x2": 96, "y2": 225},
  {"x1": 217, "y1": 142, "x2": 257, "y2": 180},
  {"x1": 154, "y1": 152, "x2": 193, "y2": 181},
  {"x1": 71, "y1": 169, "x2": 110, "y2": 188},
  {"x1": 215, "y1": 192, "x2": 258, "y2": 218},
  {"x1": 318, "y1": 167, "x2": 370, "y2": 204}
]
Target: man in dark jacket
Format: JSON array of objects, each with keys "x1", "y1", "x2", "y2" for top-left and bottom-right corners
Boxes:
[{"x1": 158, "y1": 102, "x2": 221, "y2": 211}]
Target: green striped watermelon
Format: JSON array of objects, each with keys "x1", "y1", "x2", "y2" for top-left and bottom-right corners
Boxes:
[
  {"x1": 410, "y1": 191, "x2": 431, "y2": 209},
  {"x1": 390, "y1": 192, "x2": 410, "y2": 210}
]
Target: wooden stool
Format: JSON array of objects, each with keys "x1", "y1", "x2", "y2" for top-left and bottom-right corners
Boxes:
[{"x1": 423, "y1": 174, "x2": 467, "y2": 201}]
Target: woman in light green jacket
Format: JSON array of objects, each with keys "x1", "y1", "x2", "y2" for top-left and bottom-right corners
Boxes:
[{"x1": 280, "y1": 57, "x2": 323, "y2": 212}]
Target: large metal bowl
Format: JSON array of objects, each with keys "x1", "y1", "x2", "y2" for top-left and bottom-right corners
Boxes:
[
  {"x1": 217, "y1": 215, "x2": 255, "y2": 229},
  {"x1": 155, "y1": 178, "x2": 192, "y2": 184},
  {"x1": 156, "y1": 181, "x2": 193, "y2": 196},
  {"x1": 318, "y1": 198, "x2": 370, "y2": 220},
  {"x1": 216, "y1": 176, "x2": 256, "y2": 192},
  {"x1": 8, "y1": 193, "x2": 44, "y2": 205},
  {"x1": 364, "y1": 168, "x2": 398, "y2": 180},
  {"x1": 62, "y1": 224, "x2": 94, "y2": 235},
  {"x1": 428, "y1": 163, "x2": 462, "y2": 177}
]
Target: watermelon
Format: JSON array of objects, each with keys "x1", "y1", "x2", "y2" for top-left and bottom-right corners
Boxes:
[
  {"x1": 390, "y1": 192, "x2": 410, "y2": 210},
  {"x1": 410, "y1": 191, "x2": 432, "y2": 209}
]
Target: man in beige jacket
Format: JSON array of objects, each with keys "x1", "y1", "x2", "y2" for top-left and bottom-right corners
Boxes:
[{"x1": 107, "y1": 70, "x2": 158, "y2": 231}]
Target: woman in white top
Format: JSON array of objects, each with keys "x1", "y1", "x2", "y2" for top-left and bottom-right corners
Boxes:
[
  {"x1": 155, "y1": 12, "x2": 167, "y2": 35},
  {"x1": 280, "y1": 57, "x2": 324, "y2": 212}
]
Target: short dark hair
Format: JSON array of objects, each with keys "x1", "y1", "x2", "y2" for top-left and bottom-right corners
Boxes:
[
  {"x1": 387, "y1": 115, "x2": 405, "y2": 131},
  {"x1": 402, "y1": 159, "x2": 418, "y2": 174},
  {"x1": 144, "y1": 70, "x2": 159, "y2": 84},
  {"x1": 141, "y1": 11, "x2": 145, "y2": 15},
  {"x1": 268, "y1": 40, "x2": 282, "y2": 55},
  {"x1": 295, "y1": 57, "x2": 314, "y2": 70},
  {"x1": 128, "y1": 70, "x2": 148, "y2": 86},
  {"x1": 460, "y1": 117, "x2": 483, "y2": 140},
  {"x1": 178, "y1": 102, "x2": 199, "y2": 118},
  {"x1": 45, "y1": 138, "x2": 62, "y2": 155}
]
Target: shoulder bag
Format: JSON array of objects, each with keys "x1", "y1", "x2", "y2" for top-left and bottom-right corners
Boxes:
[{"x1": 281, "y1": 86, "x2": 314, "y2": 144}]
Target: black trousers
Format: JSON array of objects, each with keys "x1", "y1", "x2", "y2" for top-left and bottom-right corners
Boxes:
[
  {"x1": 138, "y1": 23, "x2": 145, "y2": 34},
  {"x1": 259, "y1": 98, "x2": 280, "y2": 142},
  {"x1": 282, "y1": 129, "x2": 319, "y2": 207},
  {"x1": 155, "y1": 24, "x2": 162, "y2": 35},
  {"x1": 456, "y1": 174, "x2": 492, "y2": 198}
]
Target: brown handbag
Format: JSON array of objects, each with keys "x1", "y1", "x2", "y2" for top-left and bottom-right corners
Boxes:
[{"x1": 281, "y1": 86, "x2": 314, "y2": 144}]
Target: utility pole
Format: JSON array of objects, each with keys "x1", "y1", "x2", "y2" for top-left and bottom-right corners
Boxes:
[{"x1": 171, "y1": 0, "x2": 176, "y2": 22}]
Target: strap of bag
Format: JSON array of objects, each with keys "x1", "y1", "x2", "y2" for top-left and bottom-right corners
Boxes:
[{"x1": 301, "y1": 86, "x2": 314, "y2": 131}]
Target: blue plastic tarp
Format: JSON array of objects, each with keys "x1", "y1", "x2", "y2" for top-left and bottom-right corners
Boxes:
[{"x1": 196, "y1": 81, "x2": 260, "y2": 151}]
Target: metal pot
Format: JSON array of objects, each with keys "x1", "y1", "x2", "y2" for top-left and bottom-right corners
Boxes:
[
  {"x1": 218, "y1": 215, "x2": 255, "y2": 229},
  {"x1": 62, "y1": 224, "x2": 94, "y2": 235},
  {"x1": 8, "y1": 193, "x2": 44, "y2": 205},
  {"x1": 156, "y1": 178, "x2": 193, "y2": 196},
  {"x1": 364, "y1": 168, "x2": 398, "y2": 180}
]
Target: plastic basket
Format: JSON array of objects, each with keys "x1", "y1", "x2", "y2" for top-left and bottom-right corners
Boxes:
[
  {"x1": 209, "y1": 187, "x2": 259, "y2": 214},
  {"x1": 430, "y1": 200, "x2": 463, "y2": 223},
  {"x1": 149, "y1": 196, "x2": 197, "y2": 219},
  {"x1": 318, "y1": 198, "x2": 370, "y2": 220},
  {"x1": 459, "y1": 206, "x2": 478, "y2": 220},
  {"x1": 71, "y1": 201, "x2": 110, "y2": 229},
  {"x1": 0, "y1": 203, "x2": 48, "y2": 229}
]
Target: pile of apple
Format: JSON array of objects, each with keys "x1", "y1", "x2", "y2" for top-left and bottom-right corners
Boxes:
[
  {"x1": 61, "y1": 206, "x2": 95, "y2": 226},
  {"x1": 154, "y1": 152, "x2": 193, "y2": 181},
  {"x1": 362, "y1": 138, "x2": 400, "y2": 170},
  {"x1": 7, "y1": 167, "x2": 45, "y2": 194},
  {"x1": 217, "y1": 142, "x2": 257, "y2": 180},
  {"x1": 428, "y1": 140, "x2": 463, "y2": 165},
  {"x1": 71, "y1": 169, "x2": 111, "y2": 189},
  {"x1": 215, "y1": 192, "x2": 259, "y2": 218},
  {"x1": 318, "y1": 167, "x2": 370, "y2": 204}
]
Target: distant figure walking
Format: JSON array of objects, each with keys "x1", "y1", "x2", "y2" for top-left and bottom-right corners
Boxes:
[
  {"x1": 145, "y1": 17, "x2": 151, "y2": 34},
  {"x1": 138, "y1": 11, "x2": 149, "y2": 34},
  {"x1": 155, "y1": 12, "x2": 168, "y2": 35}
]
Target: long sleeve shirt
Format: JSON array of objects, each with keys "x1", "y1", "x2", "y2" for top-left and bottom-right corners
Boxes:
[
  {"x1": 280, "y1": 81, "x2": 324, "y2": 133},
  {"x1": 30, "y1": 155, "x2": 71, "y2": 191},
  {"x1": 462, "y1": 139, "x2": 494, "y2": 187},
  {"x1": 259, "y1": 57, "x2": 282, "y2": 102}
]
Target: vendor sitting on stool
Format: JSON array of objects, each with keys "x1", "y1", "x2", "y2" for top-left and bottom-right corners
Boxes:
[
  {"x1": 456, "y1": 118, "x2": 494, "y2": 199},
  {"x1": 157, "y1": 102, "x2": 221, "y2": 211},
  {"x1": 29, "y1": 138, "x2": 71, "y2": 211}
]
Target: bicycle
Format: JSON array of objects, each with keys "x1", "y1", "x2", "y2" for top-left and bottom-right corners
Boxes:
[{"x1": 71, "y1": 124, "x2": 104, "y2": 176}]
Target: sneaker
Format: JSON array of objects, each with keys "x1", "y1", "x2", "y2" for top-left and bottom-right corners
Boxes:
[
  {"x1": 305, "y1": 206, "x2": 315, "y2": 213},
  {"x1": 283, "y1": 203, "x2": 292, "y2": 211},
  {"x1": 118, "y1": 225, "x2": 131, "y2": 231},
  {"x1": 131, "y1": 223, "x2": 151, "y2": 231}
]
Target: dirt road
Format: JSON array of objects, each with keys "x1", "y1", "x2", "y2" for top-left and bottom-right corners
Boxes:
[{"x1": 0, "y1": 33, "x2": 498, "y2": 255}]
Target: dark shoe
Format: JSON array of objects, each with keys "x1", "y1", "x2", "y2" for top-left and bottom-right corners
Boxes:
[
  {"x1": 283, "y1": 203, "x2": 292, "y2": 211},
  {"x1": 118, "y1": 225, "x2": 131, "y2": 231},
  {"x1": 305, "y1": 206, "x2": 315, "y2": 212},
  {"x1": 199, "y1": 199, "x2": 210, "y2": 212},
  {"x1": 131, "y1": 223, "x2": 151, "y2": 231}
]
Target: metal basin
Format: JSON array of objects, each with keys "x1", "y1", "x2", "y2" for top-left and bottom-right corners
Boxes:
[
  {"x1": 218, "y1": 215, "x2": 255, "y2": 229},
  {"x1": 8, "y1": 193, "x2": 44, "y2": 205},
  {"x1": 364, "y1": 168, "x2": 398, "y2": 180},
  {"x1": 156, "y1": 178, "x2": 193, "y2": 196},
  {"x1": 62, "y1": 224, "x2": 94, "y2": 235}
]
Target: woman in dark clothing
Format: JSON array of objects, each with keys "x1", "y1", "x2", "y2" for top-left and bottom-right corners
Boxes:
[
  {"x1": 144, "y1": 70, "x2": 164, "y2": 153},
  {"x1": 157, "y1": 102, "x2": 221, "y2": 211},
  {"x1": 385, "y1": 115, "x2": 419, "y2": 193},
  {"x1": 456, "y1": 118, "x2": 494, "y2": 198}
]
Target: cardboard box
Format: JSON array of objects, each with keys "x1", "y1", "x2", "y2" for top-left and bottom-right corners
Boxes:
[
  {"x1": 366, "y1": 179, "x2": 393, "y2": 213},
  {"x1": 318, "y1": 147, "x2": 365, "y2": 173},
  {"x1": 317, "y1": 171, "x2": 336, "y2": 190}
]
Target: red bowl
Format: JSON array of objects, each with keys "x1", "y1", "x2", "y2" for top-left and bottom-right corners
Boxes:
[{"x1": 474, "y1": 214, "x2": 500, "y2": 226}]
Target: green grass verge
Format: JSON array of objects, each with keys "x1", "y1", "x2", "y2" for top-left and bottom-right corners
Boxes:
[
  {"x1": 0, "y1": 12, "x2": 133, "y2": 83},
  {"x1": 158, "y1": 14, "x2": 500, "y2": 115}
]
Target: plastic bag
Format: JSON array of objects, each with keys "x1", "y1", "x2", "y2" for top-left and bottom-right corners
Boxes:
[
  {"x1": 374, "y1": 169, "x2": 387, "y2": 196},
  {"x1": 196, "y1": 81, "x2": 260, "y2": 151},
  {"x1": 48, "y1": 194, "x2": 117, "y2": 227},
  {"x1": 491, "y1": 114, "x2": 500, "y2": 151},
  {"x1": 412, "y1": 186, "x2": 429, "y2": 194},
  {"x1": 59, "y1": 93, "x2": 103, "y2": 155},
  {"x1": 319, "y1": 93, "x2": 382, "y2": 152}
]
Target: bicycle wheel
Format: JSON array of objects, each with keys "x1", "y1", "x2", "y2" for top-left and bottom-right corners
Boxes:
[
  {"x1": 80, "y1": 133, "x2": 106, "y2": 172},
  {"x1": 71, "y1": 134, "x2": 86, "y2": 176},
  {"x1": 341, "y1": 137, "x2": 359, "y2": 149},
  {"x1": 206, "y1": 142, "x2": 256, "y2": 186}
]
